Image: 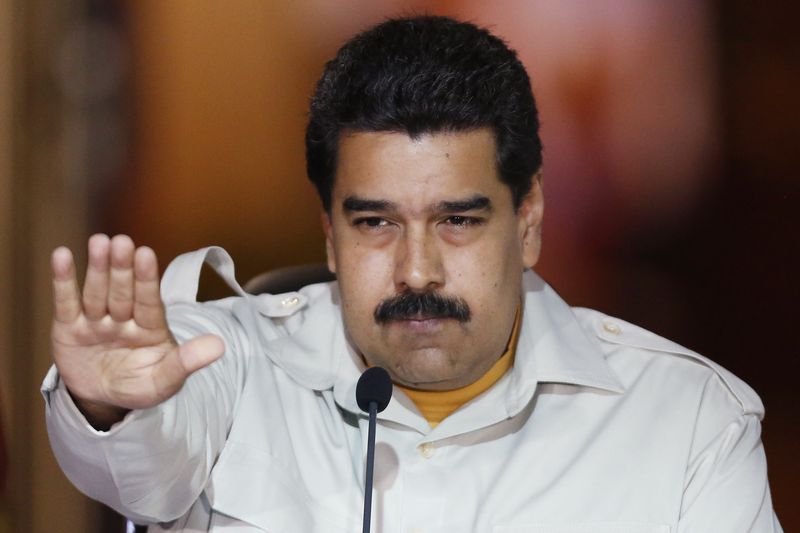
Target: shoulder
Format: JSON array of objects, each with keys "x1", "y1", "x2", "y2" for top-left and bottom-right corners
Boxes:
[
  {"x1": 165, "y1": 280, "x2": 339, "y2": 340},
  {"x1": 164, "y1": 281, "x2": 344, "y2": 391},
  {"x1": 571, "y1": 307, "x2": 764, "y2": 417}
]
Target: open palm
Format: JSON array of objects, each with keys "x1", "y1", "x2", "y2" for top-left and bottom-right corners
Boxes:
[{"x1": 51, "y1": 234, "x2": 224, "y2": 425}]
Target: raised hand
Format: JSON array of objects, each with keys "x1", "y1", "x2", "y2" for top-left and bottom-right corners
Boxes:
[{"x1": 51, "y1": 234, "x2": 224, "y2": 428}]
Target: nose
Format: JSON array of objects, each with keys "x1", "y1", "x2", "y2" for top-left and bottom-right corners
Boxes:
[{"x1": 393, "y1": 226, "x2": 445, "y2": 293}]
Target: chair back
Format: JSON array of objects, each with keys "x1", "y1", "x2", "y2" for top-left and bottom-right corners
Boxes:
[{"x1": 244, "y1": 263, "x2": 335, "y2": 294}]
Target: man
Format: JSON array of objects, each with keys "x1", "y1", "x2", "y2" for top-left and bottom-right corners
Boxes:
[{"x1": 43, "y1": 16, "x2": 781, "y2": 532}]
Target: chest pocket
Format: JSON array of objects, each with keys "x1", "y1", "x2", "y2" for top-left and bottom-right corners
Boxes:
[
  {"x1": 493, "y1": 525, "x2": 670, "y2": 533},
  {"x1": 208, "y1": 441, "x2": 359, "y2": 532}
]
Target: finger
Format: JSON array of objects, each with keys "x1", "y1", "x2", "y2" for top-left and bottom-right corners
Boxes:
[
  {"x1": 152, "y1": 335, "x2": 225, "y2": 399},
  {"x1": 52, "y1": 246, "x2": 82, "y2": 323},
  {"x1": 82, "y1": 234, "x2": 111, "y2": 320},
  {"x1": 133, "y1": 246, "x2": 167, "y2": 330},
  {"x1": 107, "y1": 235, "x2": 136, "y2": 321}
]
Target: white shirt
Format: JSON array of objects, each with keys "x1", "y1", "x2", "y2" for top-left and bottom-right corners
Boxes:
[{"x1": 42, "y1": 247, "x2": 782, "y2": 532}]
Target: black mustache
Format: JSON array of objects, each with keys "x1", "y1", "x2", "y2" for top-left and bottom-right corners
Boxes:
[{"x1": 374, "y1": 291, "x2": 471, "y2": 323}]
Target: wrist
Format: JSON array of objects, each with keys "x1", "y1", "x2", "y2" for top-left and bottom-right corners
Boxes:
[{"x1": 67, "y1": 389, "x2": 130, "y2": 430}]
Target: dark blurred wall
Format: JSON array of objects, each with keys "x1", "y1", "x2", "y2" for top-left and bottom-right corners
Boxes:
[
  {"x1": 2, "y1": 0, "x2": 123, "y2": 531},
  {"x1": 599, "y1": 1, "x2": 800, "y2": 526},
  {"x1": 678, "y1": 0, "x2": 798, "y2": 524}
]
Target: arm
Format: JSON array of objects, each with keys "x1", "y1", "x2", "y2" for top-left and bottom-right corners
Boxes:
[
  {"x1": 44, "y1": 235, "x2": 237, "y2": 522},
  {"x1": 678, "y1": 374, "x2": 783, "y2": 532}
]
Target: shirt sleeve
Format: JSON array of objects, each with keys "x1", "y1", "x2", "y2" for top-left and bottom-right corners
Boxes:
[
  {"x1": 678, "y1": 373, "x2": 783, "y2": 532},
  {"x1": 42, "y1": 299, "x2": 256, "y2": 524}
]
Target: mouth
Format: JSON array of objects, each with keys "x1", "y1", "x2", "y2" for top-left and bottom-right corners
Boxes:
[{"x1": 390, "y1": 316, "x2": 450, "y2": 331}]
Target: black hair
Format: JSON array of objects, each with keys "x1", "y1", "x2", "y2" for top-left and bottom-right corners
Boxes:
[{"x1": 306, "y1": 15, "x2": 542, "y2": 211}]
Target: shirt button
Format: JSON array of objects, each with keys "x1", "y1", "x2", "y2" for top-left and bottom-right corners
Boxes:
[
  {"x1": 281, "y1": 296, "x2": 300, "y2": 308},
  {"x1": 602, "y1": 321, "x2": 621, "y2": 334},
  {"x1": 418, "y1": 442, "x2": 436, "y2": 458}
]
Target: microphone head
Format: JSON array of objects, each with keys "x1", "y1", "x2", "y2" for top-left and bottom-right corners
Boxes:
[{"x1": 356, "y1": 367, "x2": 393, "y2": 413}]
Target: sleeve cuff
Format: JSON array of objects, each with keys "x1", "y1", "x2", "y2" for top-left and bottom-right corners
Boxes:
[{"x1": 40, "y1": 364, "x2": 142, "y2": 437}]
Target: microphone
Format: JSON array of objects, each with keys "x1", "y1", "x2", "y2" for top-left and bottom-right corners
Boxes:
[{"x1": 356, "y1": 367, "x2": 393, "y2": 533}]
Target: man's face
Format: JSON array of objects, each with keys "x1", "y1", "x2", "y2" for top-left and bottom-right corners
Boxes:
[{"x1": 323, "y1": 129, "x2": 543, "y2": 390}]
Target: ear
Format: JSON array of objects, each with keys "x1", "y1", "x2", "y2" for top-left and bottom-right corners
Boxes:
[
  {"x1": 517, "y1": 172, "x2": 544, "y2": 269},
  {"x1": 321, "y1": 211, "x2": 337, "y2": 274}
]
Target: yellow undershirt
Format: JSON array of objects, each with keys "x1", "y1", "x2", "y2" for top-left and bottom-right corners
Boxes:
[{"x1": 396, "y1": 307, "x2": 521, "y2": 428}]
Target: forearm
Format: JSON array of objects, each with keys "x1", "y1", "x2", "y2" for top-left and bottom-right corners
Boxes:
[
  {"x1": 43, "y1": 301, "x2": 250, "y2": 522},
  {"x1": 44, "y1": 367, "x2": 223, "y2": 523}
]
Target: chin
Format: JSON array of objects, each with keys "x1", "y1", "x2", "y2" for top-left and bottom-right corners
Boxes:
[
  {"x1": 390, "y1": 356, "x2": 471, "y2": 390},
  {"x1": 362, "y1": 338, "x2": 474, "y2": 385}
]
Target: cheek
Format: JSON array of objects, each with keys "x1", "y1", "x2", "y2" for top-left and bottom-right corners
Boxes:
[
  {"x1": 448, "y1": 230, "x2": 522, "y2": 281},
  {"x1": 335, "y1": 242, "x2": 394, "y2": 314},
  {"x1": 337, "y1": 243, "x2": 392, "y2": 283},
  {"x1": 444, "y1": 238, "x2": 523, "y2": 312},
  {"x1": 447, "y1": 253, "x2": 504, "y2": 308}
]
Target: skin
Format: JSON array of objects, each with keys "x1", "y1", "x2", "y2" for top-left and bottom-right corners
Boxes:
[{"x1": 324, "y1": 129, "x2": 543, "y2": 390}]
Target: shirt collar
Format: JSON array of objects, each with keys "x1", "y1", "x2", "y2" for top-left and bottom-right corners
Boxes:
[{"x1": 506, "y1": 270, "x2": 624, "y2": 413}]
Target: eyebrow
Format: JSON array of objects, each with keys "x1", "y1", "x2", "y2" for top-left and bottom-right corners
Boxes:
[
  {"x1": 434, "y1": 195, "x2": 492, "y2": 213},
  {"x1": 342, "y1": 196, "x2": 397, "y2": 212}
]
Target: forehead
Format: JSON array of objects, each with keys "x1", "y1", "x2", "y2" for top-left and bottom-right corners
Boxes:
[{"x1": 333, "y1": 129, "x2": 510, "y2": 210}]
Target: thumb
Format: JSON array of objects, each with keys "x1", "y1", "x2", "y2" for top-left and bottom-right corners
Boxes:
[
  {"x1": 176, "y1": 334, "x2": 226, "y2": 374},
  {"x1": 151, "y1": 334, "x2": 225, "y2": 401}
]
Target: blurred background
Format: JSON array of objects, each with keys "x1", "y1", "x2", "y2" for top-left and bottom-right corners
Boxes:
[{"x1": 0, "y1": 0, "x2": 797, "y2": 531}]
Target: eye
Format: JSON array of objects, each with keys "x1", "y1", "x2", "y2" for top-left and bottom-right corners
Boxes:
[
  {"x1": 354, "y1": 217, "x2": 390, "y2": 229},
  {"x1": 444, "y1": 215, "x2": 482, "y2": 227}
]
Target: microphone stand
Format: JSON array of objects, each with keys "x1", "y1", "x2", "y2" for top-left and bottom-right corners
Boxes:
[
  {"x1": 356, "y1": 366, "x2": 391, "y2": 533},
  {"x1": 362, "y1": 401, "x2": 378, "y2": 533}
]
